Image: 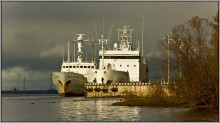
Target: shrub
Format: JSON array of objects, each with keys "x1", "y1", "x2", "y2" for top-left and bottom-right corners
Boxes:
[
  {"x1": 102, "y1": 88, "x2": 108, "y2": 93},
  {"x1": 87, "y1": 88, "x2": 93, "y2": 92},
  {"x1": 94, "y1": 88, "x2": 101, "y2": 92},
  {"x1": 111, "y1": 87, "x2": 118, "y2": 92}
]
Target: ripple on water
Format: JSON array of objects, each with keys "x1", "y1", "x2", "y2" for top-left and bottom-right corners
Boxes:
[{"x1": 2, "y1": 96, "x2": 218, "y2": 122}]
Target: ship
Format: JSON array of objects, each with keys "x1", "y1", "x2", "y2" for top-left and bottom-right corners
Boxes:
[
  {"x1": 51, "y1": 33, "x2": 130, "y2": 96},
  {"x1": 87, "y1": 35, "x2": 130, "y2": 84},
  {"x1": 87, "y1": 25, "x2": 149, "y2": 83},
  {"x1": 51, "y1": 34, "x2": 96, "y2": 96}
]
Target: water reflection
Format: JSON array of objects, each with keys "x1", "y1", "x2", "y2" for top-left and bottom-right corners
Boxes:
[
  {"x1": 139, "y1": 106, "x2": 218, "y2": 122},
  {"x1": 138, "y1": 107, "x2": 191, "y2": 121},
  {"x1": 58, "y1": 97, "x2": 140, "y2": 121},
  {"x1": 180, "y1": 108, "x2": 219, "y2": 122},
  {"x1": 2, "y1": 95, "x2": 218, "y2": 122}
]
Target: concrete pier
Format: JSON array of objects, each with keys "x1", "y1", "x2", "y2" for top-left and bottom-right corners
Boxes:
[{"x1": 84, "y1": 82, "x2": 172, "y2": 98}]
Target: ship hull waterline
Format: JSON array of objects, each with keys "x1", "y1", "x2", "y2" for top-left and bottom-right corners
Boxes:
[{"x1": 51, "y1": 72, "x2": 88, "y2": 97}]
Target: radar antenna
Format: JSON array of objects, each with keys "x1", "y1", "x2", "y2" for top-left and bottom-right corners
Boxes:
[{"x1": 117, "y1": 25, "x2": 133, "y2": 51}]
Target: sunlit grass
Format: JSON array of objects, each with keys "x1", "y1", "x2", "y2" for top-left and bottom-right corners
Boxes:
[{"x1": 112, "y1": 96, "x2": 191, "y2": 107}]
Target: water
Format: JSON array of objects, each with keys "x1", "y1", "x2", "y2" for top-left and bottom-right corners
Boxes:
[{"x1": 2, "y1": 94, "x2": 218, "y2": 122}]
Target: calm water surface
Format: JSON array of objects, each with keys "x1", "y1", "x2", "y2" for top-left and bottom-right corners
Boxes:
[{"x1": 2, "y1": 94, "x2": 219, "y2": 122}]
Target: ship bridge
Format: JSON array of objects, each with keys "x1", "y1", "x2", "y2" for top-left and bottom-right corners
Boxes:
[{"x1": 99, "y1": 50, "x2": 140, "y2": 59}]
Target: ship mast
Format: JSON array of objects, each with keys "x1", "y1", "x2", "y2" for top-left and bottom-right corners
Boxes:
[
  {"x1": 74, "y1": 34, "x2": 89, "y2": 63},
  {"x1": 91, "y1": 36, "x2": 95, "y2": 63},
  {"x1": 141, "y1": 15, "x2": 146, "y2": 64},
  {"x1": 67, "y1": 40, "x2": 70, "y2": 71},
  {"x1": 73, "y1": 32, "x2": 76, "y2": 62},
  {"x1": 142, "y1": 15, "x2": 144, "y2": 57},
  {"x1": 23, "y1": 75, "x2": 26, "y2": 91},
  {"x1": 62, "y1": 40, "x2": 64, "y2": 62},
  {"x1": 108, "y1": 20, "x2": 115, "y2": 50},
  {"x1": 68, "y1": 40, "x2": 70, "y2": 62},
  {"x1": 98, "y1": 35, "x2": 108, "y2": 70}
]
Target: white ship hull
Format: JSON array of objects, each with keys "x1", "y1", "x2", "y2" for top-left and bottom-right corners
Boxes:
[
  {"x1": 87, "y1": 69, "x2": 130, "y2": 84},
  {"x1": 51, "y1": 72, "x2": 88, "y2": 97}
]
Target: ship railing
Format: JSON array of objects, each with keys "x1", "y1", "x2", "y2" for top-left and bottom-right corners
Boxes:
[
  {"x1": 85, "y1": 82, "x2": 173, "y2": 87},
  {"x1": 63, "y1": 61, "x2": 95, "y2": 63},
  {"x1": 111, "y1": 82, "x2": 151, "y2": 86},
  {"x1": 85, "y1": 82, "x2": 154, "y2": 86}
]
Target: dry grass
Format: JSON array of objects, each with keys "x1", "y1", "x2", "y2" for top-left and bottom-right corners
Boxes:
[{"x1": 112, "y1": 96, "x2": 189, "y2": 107}]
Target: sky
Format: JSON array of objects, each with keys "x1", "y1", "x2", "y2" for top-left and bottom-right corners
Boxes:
[{"x1": 1, "y1": 1, "x2": 218, "y2": 90}]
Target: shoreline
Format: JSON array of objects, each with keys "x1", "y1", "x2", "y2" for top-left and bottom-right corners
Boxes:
[
  {"x1": 111, "y1": 97, "x2": 218, "y2": 111},
  {"x1": 2, "y1": 90, "x2": 58, "y2": 94}
]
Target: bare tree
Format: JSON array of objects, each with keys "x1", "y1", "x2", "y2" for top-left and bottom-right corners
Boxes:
[
  {"x1": 210, "y1": 13, "x2": 219, "y2": 109},
  {"x1": 158, "y1": 16, "x2": 218, "y2": 106}
]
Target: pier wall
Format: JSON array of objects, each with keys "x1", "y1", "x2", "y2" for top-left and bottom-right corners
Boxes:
[{"x1": 84, "y1": 83, "x2": 173, "y2": 98}]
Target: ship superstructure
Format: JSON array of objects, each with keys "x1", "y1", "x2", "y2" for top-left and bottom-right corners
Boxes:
[
  {"x1": 98, "y1": 25, "x2": 148, "y2": 82},
  {"x1": 87, "y1": 35, "x2": 130, "y2": 84},
  {"x1": 61, "y1": 34, "x2": 96, "y2": 74}
]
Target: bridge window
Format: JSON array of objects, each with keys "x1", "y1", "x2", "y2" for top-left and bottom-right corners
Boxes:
[
  {"x1": 80, "y1": 66, "x2": 83, "y2": 68},
  {"x1": 120, "y1": 65, "x2": 122, "y2": 67},
  {"x1": 66, "y1": 66, "x2": 69, "y2": 68},
  {"x1": 134, "y1": 65, "x2": 136, "y2": 67},
  {"x1": 76, "y1": 66, "x2": 79, "y2": 68},
  {"x1": 73, "y1": 66, "x2": 76, "y2": 68},
  {"x1": 70, "y1": 66, "x2": 72, "y2": 68},
  {"x1": 84, "y1": 66, "x2": 87, "y2": 68},
  {"x1": 91, "y1": 66, "x2": 94, "y2": 68},
  {"x1": 88, "y1": 66, "x2": 90, "y2": 68},
  {"x1": 63, "y1": 66, "x2": 65, "y2": 68}
]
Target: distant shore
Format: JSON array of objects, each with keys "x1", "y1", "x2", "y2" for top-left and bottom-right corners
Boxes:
[
  {"x1": 1, "y1": 90, "x2": 85, "y2": 97},
  {"x1": 2, "y1": 90, "x2": 58, "y2": 94}
]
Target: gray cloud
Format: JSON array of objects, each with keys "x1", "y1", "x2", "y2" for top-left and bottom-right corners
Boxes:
[
  {"x1": 2, "y1": 1, "x2": 218, "y2": 90},
  {"x1": 2, "y1": 66, "x2": 52, "y2": 90}
]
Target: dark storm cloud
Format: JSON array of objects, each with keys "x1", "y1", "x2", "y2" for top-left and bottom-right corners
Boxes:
[{"x1": 2, "y1": 1, "x2": 218, "y2": 90}]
